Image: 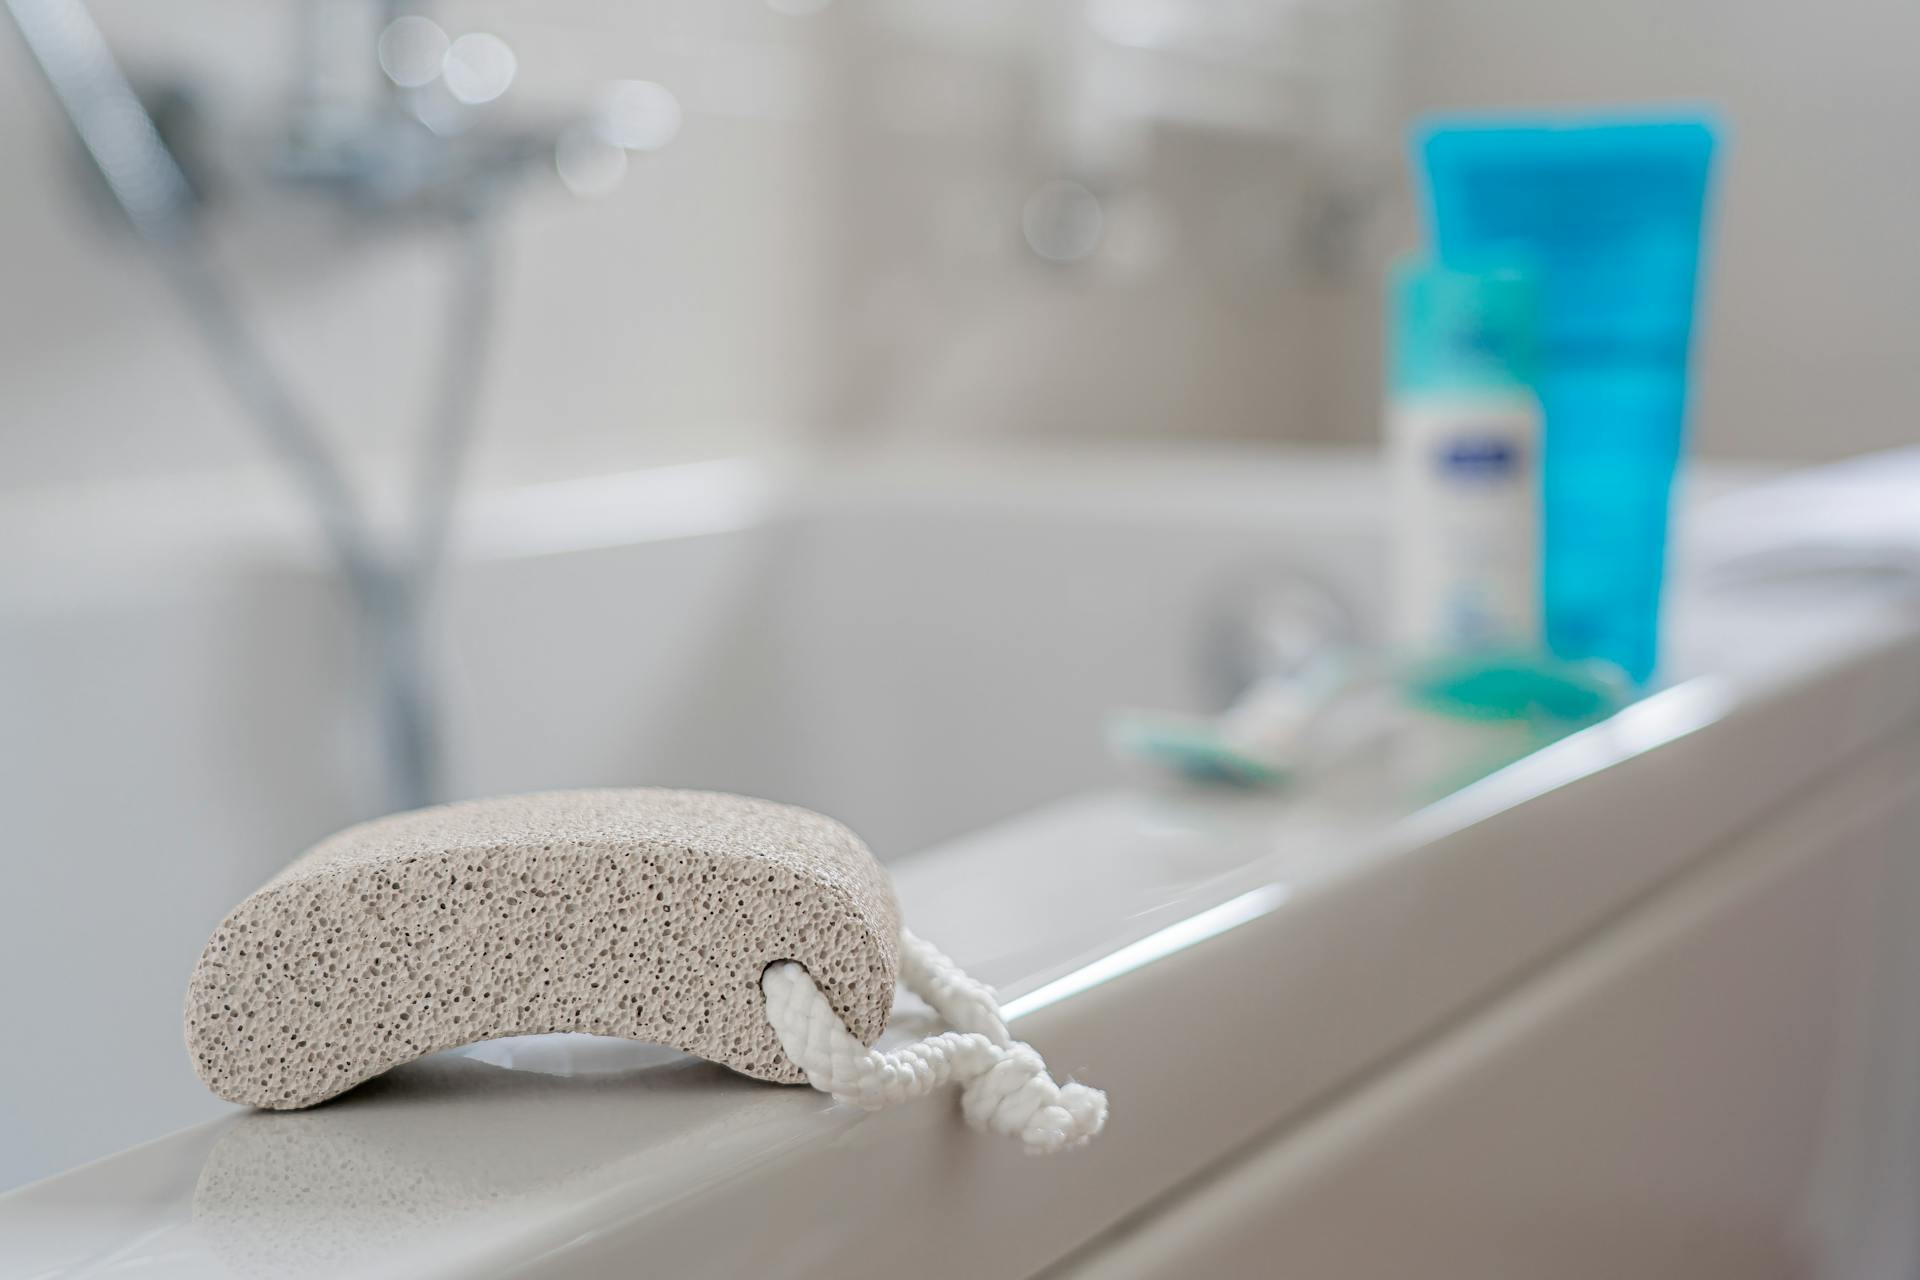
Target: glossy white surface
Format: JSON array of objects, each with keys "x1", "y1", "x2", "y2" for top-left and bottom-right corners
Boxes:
[
  {"x1": 1055, "y1": 727, "x2": 1920, "y2": 1279},
  {"x1": 3, "y1": 449, "x2": 1918, "y2": 1278},
  {"x1": 2, "y1": 446, "x2": 1390, "y2": 1186}
]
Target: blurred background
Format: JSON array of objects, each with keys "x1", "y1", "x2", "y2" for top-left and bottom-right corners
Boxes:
[
  {"x1": 4, "y1": 0, "x2": 1919, "y2": 1196},
  {"x1": 6, "y1": 0, "x2": 1918, "y2": 490}
]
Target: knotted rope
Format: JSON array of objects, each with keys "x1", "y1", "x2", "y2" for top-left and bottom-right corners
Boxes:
[{"x1": 761, "y1": 929, "x2": 1107, "y2": 1154}]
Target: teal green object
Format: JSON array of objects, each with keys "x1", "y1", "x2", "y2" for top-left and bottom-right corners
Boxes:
[
  {"x1": 1404, "y1": 652, "x2": 1631, "y2": 724},
  {"x1": 1390, "y1": 258, "x2": 1539, "y2": 397},
  {"x1": 1107, "y1": 714, "x2": 1289, "y2": 788},
  {"x1": 1417, "y1": 114, "x2": 1719, "y2": 685}
]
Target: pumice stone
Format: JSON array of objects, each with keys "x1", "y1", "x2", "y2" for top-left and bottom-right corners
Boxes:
[
  {"x1": 188, "y1": 787, "x2": 1108, "y2": 1154},
  {"x1": 186, "y1": 789, "x2": 902, "y2": 1109}
]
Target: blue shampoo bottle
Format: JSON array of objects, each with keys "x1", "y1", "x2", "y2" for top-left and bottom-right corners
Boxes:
[{"x1": 1417, "y1": 115, "x2": 1719, "y2": 684}]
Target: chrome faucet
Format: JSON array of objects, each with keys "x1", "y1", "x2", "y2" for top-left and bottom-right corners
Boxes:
[{"x1": 5, "y1": 0, "x2": 648, "y2": 815}]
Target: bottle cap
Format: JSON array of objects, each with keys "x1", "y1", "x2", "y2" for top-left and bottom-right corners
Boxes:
[{"x1": 1390, "y1": 258, "x2": 1539, "y2": 396}]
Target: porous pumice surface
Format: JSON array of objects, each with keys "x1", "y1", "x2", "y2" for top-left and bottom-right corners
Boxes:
[{"x1": 185, "y1": 789, "x2": 901, "y2": 1109}]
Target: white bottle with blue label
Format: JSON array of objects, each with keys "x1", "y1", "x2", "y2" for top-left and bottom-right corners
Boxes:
[{"x1": 1387, "y1": 261, "x2": 1542, "y2": 658}]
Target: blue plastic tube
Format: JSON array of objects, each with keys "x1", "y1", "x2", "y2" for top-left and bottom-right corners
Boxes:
[{"x1": 1418, "y1": 115, "x2": 1719, "y2": 684}]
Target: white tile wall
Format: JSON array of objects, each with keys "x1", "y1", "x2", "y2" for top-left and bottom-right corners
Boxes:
[
  {"x1": 6, "y1": 0, "x2": 1905, "y2": 495},
  {"x1": 0, "y1": 0, "x2": 835, "y2": 495}
]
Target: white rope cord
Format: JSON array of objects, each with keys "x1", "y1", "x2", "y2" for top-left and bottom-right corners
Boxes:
[{"x1": 761, "y1": 928, "x2": 1108, "y2": 1155}]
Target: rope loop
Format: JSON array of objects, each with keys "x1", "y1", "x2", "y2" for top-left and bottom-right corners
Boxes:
[{"x1": 761, "y1": 931, "x2": 1107, "y2": 1155}]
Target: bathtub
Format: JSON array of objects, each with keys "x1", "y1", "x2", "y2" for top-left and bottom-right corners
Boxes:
[{"x1": 4, "y1": 447, "x2": 1920, "y2": 1277}]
